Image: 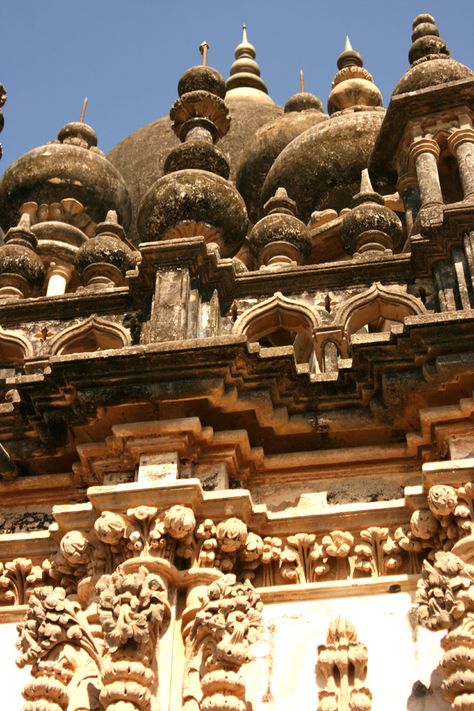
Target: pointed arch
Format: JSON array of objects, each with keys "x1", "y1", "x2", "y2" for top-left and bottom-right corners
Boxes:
[
  {"x1": 233, "y1": 292, "x2": 322, "y2": 367},
  {"x1": 334, "y1": 283, "x2": 426, "y2": 338},
  {"x1": 50, "y1": 316, "x2": 131, "y2": 356},
  {"x1": 0, "y1": 328, "x2": 33, "y2": 364}
]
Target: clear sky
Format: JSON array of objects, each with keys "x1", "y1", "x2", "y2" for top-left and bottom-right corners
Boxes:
[{"x1": 1, "y1": 0, "x2": 473, "y2": 170}]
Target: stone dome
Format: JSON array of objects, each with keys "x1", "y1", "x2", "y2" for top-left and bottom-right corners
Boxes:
[
  {"x1": 108, "y1": 97, "x2": 281, "y2": 244},
  {"x1": 262, "y1": 108, "x2": 390, "y2": 223},
  {"x1": 260, "y1": 43, "x2": 391, "y2": 222},
  {"x1": 137, "y1": 169, "x2": 248, "y2": 255},
  {"x1": 0, "y1": 122, "x2": 131, "y2": 233},
  {"x1": 108, "y1": 29, "x2": 281, "y2": 244},
  {"x1": 236, "y1": 92, "x2": 328, "y2": 223},
  {"x1": 393, "y1": 14, "x2": 474, "y2": 96}
]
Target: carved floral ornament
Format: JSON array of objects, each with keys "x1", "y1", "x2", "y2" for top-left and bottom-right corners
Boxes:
[
  {"x1": 2, "y1": 482, "x2": 474, "y2": 607},
  {"x1": 9, "y1": 480, "x2": 474, "y2": 710}
]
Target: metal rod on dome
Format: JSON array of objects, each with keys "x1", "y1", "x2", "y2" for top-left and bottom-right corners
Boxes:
[
  {"x1": 199, "y1": 42, "x2": 209, "y2": 66},
  {"x1": 79, "y1": 97, "x2": 88, "y2": 123},
  {"x1": 299, "y1": 69, "x2": 305, "y2": 93}
]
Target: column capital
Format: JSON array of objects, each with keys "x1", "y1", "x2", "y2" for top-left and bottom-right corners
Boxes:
[
  {"x1": 408, "y1": 136, "x2": 440, "y2": 165},
  {"x1": 447, "y1": 126, "x2": 474, "y2": 154}
]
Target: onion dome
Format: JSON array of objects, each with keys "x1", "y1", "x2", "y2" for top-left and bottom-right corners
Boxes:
[
  {"x1": 340, "y1": 170, "x2": 402, "y2": 257},
  {"x1": 138, "y1": 49, "x2": 248, "y2": 256},
  {"x1": 261, "y1": 42, "x2": 389, "y2": 221},
  {"x1": 76, "y1": 210, "x2": 138, "y2": 288},
  {"x1": 226, "y1": 25, "x2": 273, "y2": 105},
  {"x1": 0, "y1": 120, "x2": 132, "y2": 233},
  {"x1": 248, "y1": 187, "x2": 311, "y2": 267},
  {"x1": 236, "y1": 71, "x2": 327, "y2": 224},
  {"x1": 0, "y1": 213, "x2": 45, "y2": 297},
  {"x1": 394, "y1": 15, "x2": 474, "y2": 95}
]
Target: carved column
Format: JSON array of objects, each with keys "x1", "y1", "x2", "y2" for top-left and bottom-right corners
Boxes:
[
  {"x1": 408, "y1": 136, "x2": 443, "y2": 225},
  {"x1": 97, "y1": 564, "x2": 170, "y2": 711},
  {"x1": 45, "y1": 263, "x2": 72, "y2": 297},
  {"x1": 416, "y1": 542, "x2": 474, "y2": 711},
  {"x1": 183, "y1": 574, "x2": 263, "y2": 711},
  {"x1": 448, "y1": 127, "x2": 474, "y2": 201}
]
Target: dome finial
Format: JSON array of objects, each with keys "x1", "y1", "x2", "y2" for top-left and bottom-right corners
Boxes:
[
  {"x1": 299, "y1": 69, "x2": 305, "y2": 93},
  {"x1": 79, "y1": 97, "x2": 88, "y2": 123},
  {"x1": 337, "y1": 36, "x2": 363, "y2": 70},
  {"x1": 328, "y1": 38, "x2": 382, "y2": 114},
  {"x1": 408, "y1": 14, "x2": 449, "y2": 65},
  {"x1": 199, "y1": 41, "x2": 209, "y2": 66},
  {"x1": 226, "y1": 26, "x2": 271, "y2": 99}
]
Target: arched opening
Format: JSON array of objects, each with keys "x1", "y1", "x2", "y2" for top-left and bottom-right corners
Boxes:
[
  {"x1": 334, "y1": 284, "x2": 426, "y2": 342},
  {"x1": 51, "y1": 317, "x2": 131, "y2": 356},
  {"x1": 233, "y1": 293, "x2": 321, "y2": 372},
  {"x1": 0, "y1": 331, "x2": 32, "y2": 377}
]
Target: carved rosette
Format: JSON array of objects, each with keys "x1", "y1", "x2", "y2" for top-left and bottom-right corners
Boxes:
[
  {"x1": 186, "y1": 574, "x2": 263, "y2": 711},
  {"x1": 316, "y1": 617, "x2": 372, "y2": 711}
]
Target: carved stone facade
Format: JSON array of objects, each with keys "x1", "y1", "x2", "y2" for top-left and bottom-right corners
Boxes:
[{"x1": 0, "y1": 10, "x2": 474, "y2": 711}]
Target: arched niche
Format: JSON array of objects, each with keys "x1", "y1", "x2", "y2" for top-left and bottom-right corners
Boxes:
[
  {"x1": 233, "y1": 292, "x2": 321, "y2": 367},
  {"x1": 334, "y1": 283, "x2": 426, "y2": 339},
  {"x1": 50, "y1": 316, "x2": 131, "y2": 356},
  {"x1": 0, "y1": 329, "x2": 33, "y2": 367}
]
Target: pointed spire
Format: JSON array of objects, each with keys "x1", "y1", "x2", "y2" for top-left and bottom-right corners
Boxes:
[
  {"x1": 352, "y1": 169, "x2": 384, "y2": 206},
  {"x1": 337, "y1": 36, "x2": 363, "y2": 70},
  {"x1": 226, "y1": 25, "x2": 271, "y2": 100}
]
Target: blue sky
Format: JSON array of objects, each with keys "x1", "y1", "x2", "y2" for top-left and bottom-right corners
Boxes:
[{"x1": 1, "y1": 0, "x2": 473, "y2": 169}]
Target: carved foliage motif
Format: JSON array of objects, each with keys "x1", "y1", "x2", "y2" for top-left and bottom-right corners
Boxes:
[
  {"x1": 4, "y1": 480, "x2": 474, "y2": 616},
  {"x1": 186, "y1": 574, "x2": 263, "y2": 711},
  {"x1": 316, "y1": 617, "x2": 372, "y2": 711},
  {"x1": 416, "y1": 547, "x2": 474, "y2": 709},
  {"x1": 17, "y1": 586, "x2": 100, "y2": 710},
  {"x1": 0, "y1": 558, "x2": 45, "y2": 605},
  {"x1": 97, "y1": 565, "x2": 169, "y2": 710}
]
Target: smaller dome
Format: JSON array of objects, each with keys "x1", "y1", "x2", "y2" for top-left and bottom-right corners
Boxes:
[
  {"x1": 76, "y1": 211, "x2": 138, "y2": 277},
  {"x1": 137, "y1": 170, "x2": 248, "y2": 254},
  {"x1": 284, "y1": 92, "x2": 324, "y2": 113},
  {"x1": 340, "y1": 170, "x2": 402, "y2": 256},
  {"x1": 393, "y1": 14, "x2": 474, "y2": 96},
  {"x1": 178, "y1": 65, "x2": 226, "y2": 99},
  {"x1": 237, "y1": 88, "x2": 327, "y2": 223},
  {"x1": 249, "y1": 187, "x2": 311, "y2": 266},
  {"x1": 0, "y1": 214, "x2": 45, "y2": 289},
  {"x1": 0, "y1": 120, "x2": 131, "y2": 232}
]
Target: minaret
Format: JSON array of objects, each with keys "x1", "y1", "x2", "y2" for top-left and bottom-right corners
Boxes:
[{"x1": 226, "y1": 24, "x2": 274, "y2": 105}]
